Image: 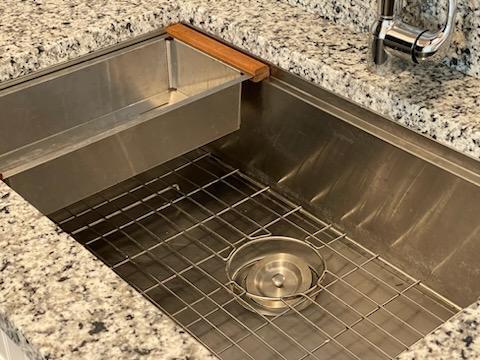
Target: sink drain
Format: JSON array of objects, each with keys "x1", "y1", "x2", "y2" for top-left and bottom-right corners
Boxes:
[{"x1": 226, "y1": 236, "x2": 327, "y2": 316}]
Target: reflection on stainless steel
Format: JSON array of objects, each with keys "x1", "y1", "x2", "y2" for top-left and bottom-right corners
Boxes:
[
  {"x1": 370, "y1": 0, "x2": 457, "y2": 65},
  {"x1": 49, "y1": 152, "x2": 460, "y2": 360},
  {"x1": 211, "y1": 69, "x2": 480, "y2": 307},
  {"x1": 226, "y1": 236, "x2": 326, "y2": 315},
  {"x1": 3, "y1": 34, "x2": 246, "y2": 213}
]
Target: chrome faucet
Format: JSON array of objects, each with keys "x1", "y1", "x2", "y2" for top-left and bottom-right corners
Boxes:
[{"x1": 370, "y1": 0, "x2": 457, "y2": 66}]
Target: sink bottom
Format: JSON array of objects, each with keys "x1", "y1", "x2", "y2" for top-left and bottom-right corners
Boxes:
[{"x1": 49, "y1": 150, "x2": 460, "y2": 360}]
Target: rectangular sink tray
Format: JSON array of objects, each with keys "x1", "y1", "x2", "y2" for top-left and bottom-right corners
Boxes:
[
  {"x1": 1, "y1": 33, "x2": 248, "y2": 213},
  {"x1": 49, "y1": 150, "x2": 460, "y2": 360}
]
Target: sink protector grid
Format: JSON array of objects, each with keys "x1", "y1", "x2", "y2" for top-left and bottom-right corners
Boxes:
[{"x1": 49, "y1": 151, "x2": 460, "y2": 360}]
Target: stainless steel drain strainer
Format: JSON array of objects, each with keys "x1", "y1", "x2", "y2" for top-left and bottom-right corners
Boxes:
[{"x1": 226, "y1": 236, "x2": 327, "y2": 316}]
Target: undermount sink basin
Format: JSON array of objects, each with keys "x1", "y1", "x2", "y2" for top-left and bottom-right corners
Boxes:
[{"x1": 1, "y1": 30, "x2": 479, "y2": 360}]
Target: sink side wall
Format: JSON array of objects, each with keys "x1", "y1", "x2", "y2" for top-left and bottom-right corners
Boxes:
[{"x1": 210, "y1": 80, "x2": 480, "y2": 307}]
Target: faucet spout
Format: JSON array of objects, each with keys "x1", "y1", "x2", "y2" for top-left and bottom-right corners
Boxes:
[
  {"x1": 370, "y1": 0, "x2": 457, "y2": 66},
  {"x1": 413, "y1": 0, "x2": 457, "y2": 62}
]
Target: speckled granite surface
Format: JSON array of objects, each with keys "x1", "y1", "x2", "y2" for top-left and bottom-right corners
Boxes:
[
  {"x1": 281, "y1": 0, "x2": 480, "y2": 79},
  {"x1": 0, "y1": 181, "x2": 214, "y2": 359},
  {"x1": 0, "y1": 0, "x2": 479, "y2": 359},
  {"x1": 0, "y1": 0, "x2": 180, "y2": 82},
  {"x1": 398, "y1": 301, "x2": 480, "y2": 359}
]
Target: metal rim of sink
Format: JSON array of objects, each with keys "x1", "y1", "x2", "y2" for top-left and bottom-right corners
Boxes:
[{"x1": 225, "y1": 236, "x2": 327, "y2": 316}]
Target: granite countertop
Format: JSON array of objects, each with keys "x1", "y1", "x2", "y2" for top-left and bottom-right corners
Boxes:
[
  {"x1": 0, "y1": 182, "x2": 214, "y2": 360},
  {"x1": 0, "y1": 0, "x2": 479, "y2": 359},
  {"x1": 398, "y1": 301, "x2": 480, "y2": 360}
]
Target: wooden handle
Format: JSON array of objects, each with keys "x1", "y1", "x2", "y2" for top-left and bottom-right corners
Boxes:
[{"x1": 166, "y1": 24, "x2": 269, "y2": 82}]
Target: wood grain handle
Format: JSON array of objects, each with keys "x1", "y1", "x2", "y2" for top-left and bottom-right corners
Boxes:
[{"x1": 166, "y1": 24, "x2": 269, "y2": 82}]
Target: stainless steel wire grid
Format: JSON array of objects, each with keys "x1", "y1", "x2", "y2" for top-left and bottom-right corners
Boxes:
[{"x1": 50, "y1": 150, "x2": 461, "y2": 360}]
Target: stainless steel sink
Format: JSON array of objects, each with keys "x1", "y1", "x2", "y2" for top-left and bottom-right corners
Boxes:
[{"x1": 2, "y1": 31, "x2": 480, "y2": 360}]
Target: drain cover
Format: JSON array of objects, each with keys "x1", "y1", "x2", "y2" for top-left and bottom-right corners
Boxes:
[
  {"x1": 246, "y1": 253, "x2": 312, "y2": 301},
  {"x1": 226, "y1": 236, "x2": 327, "y2": 316}
]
